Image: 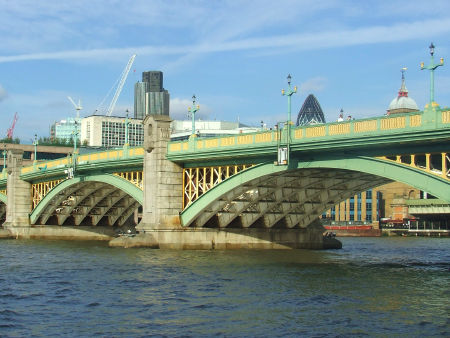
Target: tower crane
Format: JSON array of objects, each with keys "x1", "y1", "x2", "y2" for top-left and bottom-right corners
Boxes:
[
  {"x1": 106, "y1": 54, "x2": 136, "y2": 116},
  {"x1": 6, "y1": 112, "x2": 18, "y2": 139},
  {"x1": 67, "y1": 96, "x2": 82, "y2": 118}
]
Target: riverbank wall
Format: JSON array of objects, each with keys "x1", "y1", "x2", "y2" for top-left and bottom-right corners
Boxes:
[{"x1": 324, "y1": 225, "x2": 381, "y2": 237}]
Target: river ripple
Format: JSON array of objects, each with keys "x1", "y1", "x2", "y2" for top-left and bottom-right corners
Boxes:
[{"x1": 0, "y1": 237, "x2": 449, "y2": 337}]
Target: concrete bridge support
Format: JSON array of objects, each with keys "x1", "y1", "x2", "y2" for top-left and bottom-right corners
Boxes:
[
  {"x1": 136, "y1": 115, "x2": 183, "y2": 232},
  {"x1": 3, "y1": 149, "x2": 31, "y2": 233}
]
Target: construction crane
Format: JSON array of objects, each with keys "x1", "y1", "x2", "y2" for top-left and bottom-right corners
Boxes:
[
  {"x1": 67, "y1": 96, "x2": 82, "y2": 118},
  {"x1": 106, "y1": 54, "x2": 136, "y2": 116},
  {"x1": 6, "y1": 112, "x2": 18, "y2": 139}
]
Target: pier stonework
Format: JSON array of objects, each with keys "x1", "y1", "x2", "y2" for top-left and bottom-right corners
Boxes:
[
  {"x1": 3, "y1": 149, "x2": 31, "y2": 229},
  {"x1": 136, "y1": 114, "x2": 183, "y2": 232}
]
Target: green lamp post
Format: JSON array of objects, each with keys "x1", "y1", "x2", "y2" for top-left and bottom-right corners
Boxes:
[
  {"x1": 281, "y1": 74, "x2": 297, "y2": 124},
  {"x1": 72, "y1": 121, "x2": 79, "y2": 155},
  {"x1": 124, "y1": 109, "x2": 130, "y2": 147},
  {"x1": 2, "y1": 145, "x2": 6, "y2": 175},
  {"x1": 188, "y1": 94, "x2": 200, "y2": 137},
  {"x1": 33, "y1": 134, "x2": 38, "y2": 163},
  {"x1": 71, "y1": 121, "x2": 79, "y2": 174},
  {"x1": 281, "y1": 74, "x2": 297, "y2": 165},
  {"x1": 421, "y1": 42, "x2": 444, "y2": 110}
]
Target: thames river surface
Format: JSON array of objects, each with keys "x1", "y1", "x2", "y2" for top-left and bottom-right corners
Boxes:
[{"x1": 0, "y1": 237, "x2": 449, "y2": 337}]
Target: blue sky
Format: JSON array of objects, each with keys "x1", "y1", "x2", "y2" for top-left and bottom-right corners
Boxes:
[{"x1": 1, "y1": 0, "x2": 450, "y2": 142}]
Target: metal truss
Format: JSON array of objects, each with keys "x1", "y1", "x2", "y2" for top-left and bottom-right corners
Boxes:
[
  {"x1": 182, "y1": 164, "x2": 253, "y2": 208},
  {"x1": 113, "y1": 171, "x2": 143, "y2": 190},
  {"x1": 379, "y1": 152, "x2": 449, "y2": 181}
]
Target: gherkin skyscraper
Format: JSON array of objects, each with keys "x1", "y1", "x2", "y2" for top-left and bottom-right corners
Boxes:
[{"x1": 296, "y1": 94, "x2": 326, "y2": 126}]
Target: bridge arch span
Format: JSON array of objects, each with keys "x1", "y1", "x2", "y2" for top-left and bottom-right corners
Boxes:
[
  {"x1": 181, "y1": 156, "x2": 449, "y2": 229},
  {"x1": 30, "y1": 174, "x2": 143, "y2": 227}
]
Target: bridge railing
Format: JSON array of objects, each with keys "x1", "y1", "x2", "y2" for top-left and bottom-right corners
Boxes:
[
  {"x1": 20, "y1": 147, "x2": 145, "y2": 176},
  {"x1": 167, "y1": 109, "x2": 450, "y2": 158}
]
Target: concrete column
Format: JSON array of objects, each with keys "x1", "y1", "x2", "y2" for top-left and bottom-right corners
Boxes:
[
  {"x1": 3, "y1": 149, "x2": 31, "y2": 228},
  {"x1": 136, "y1": 115, "x2": 183, "y2": 232}
]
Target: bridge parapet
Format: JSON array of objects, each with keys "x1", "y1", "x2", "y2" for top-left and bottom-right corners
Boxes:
[
  {"x1": 20, "y1": 147, "x2": 144, "y2": 179},
  {"x1": 168, "y1": 109, "x2": 450, "y2": 163}
]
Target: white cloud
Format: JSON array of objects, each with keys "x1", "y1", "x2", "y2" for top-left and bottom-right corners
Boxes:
[
  {"x1": 300, "y1": 77, "x2": 328, "y2": 93},
  {"x1": 0, "y1": 85, "x2": 7, "y2": 101},
  {"x1": 1, "y1": 17, "x2": 450, "y2": 64}
]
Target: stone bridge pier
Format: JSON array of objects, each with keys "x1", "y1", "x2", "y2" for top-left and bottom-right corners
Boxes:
[{"x1": 3, "y1": 149, "x2": 32, "y2": 237}]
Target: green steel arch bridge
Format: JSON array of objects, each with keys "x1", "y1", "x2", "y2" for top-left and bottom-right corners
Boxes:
[{"x1": 0, "y1": 107, "x2": 449, "y2": 232}]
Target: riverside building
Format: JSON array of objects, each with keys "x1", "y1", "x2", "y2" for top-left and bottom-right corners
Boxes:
[
  {"x1": 80, "y1": 115, "x2": 144, "y2": 148},
  {"x1": 50, "y1": 117, "x2": 82, "y2": 143},
  {"x1": 134, "y1": 71, "x2": 170, "y2": 119}
]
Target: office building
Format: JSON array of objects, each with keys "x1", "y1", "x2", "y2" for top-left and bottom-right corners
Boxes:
[
  {"x1": 296, "y1": 94, "x2": 326, "y2": 126},
  {"x1": 170, "y1": 120, "x2": 259, "y2": 141},
  {"x1": 134, "y1": 71, "x2": 169, "y2": 119},
  {"x1": 80, "y1": 115, "x2": 144, "y2": 148},
  {"x1": 50, "y1": 117, "x2": 81, "y2": 143}
]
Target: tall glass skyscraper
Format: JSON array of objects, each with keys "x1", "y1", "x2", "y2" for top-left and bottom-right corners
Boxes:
[{"x1": 134, "y1": 71, "x2": 170, "y2": 119}]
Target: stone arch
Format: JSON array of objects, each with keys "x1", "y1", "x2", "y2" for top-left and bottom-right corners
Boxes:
[
  {"x1": 30, "y1": 174, "x2": 143, "y2": 226},
  {"x1": 181, "y1": 157, "x2": 449, "y2": 229}
]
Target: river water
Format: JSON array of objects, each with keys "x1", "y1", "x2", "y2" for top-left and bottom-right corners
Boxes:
[{"x1": 0, "y1": 237, "x2": 448, "y2": 337}]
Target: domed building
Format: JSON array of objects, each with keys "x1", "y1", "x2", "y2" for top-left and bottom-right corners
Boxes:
[
  {"x1": 296, "y1": 94, "x2": 326, "y2": 126},
  {"x1": 387, "y1": 68, "x2": 419, "y2": 115}
]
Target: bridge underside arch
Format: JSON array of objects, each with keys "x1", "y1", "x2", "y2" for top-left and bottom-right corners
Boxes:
[
  {"x1": 30, "y1": 174, "x2": 143, "y2": 227},
  {"x1": 181, "y1": 157, "x2": 449, "y2": 229}
]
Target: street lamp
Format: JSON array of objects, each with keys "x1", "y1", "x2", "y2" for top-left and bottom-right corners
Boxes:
[
  {"x1": 2, "y1": 145, "x2": 6, "y2": 174},
  {"x1": 421, "y1": 42, "x2": 444, "y2": 108},
  {"x1": 188, "y1": 94, "x2": 200, "y2": 137},
  {"x1": 124, "y1": 109, "x2": 130, "y2": 147},
  {"x1": 281, "y1": 74, "x2": 297, "y2": 165},
  {"x1": 281, "y1": 74, "x2": 297, "y2": 124},
  {"x1": 33, "y1": 134, "x2": 38, "y2": 163},
  {"x1": 72, "y1": 121, "x2": 79, "y2": 154}
]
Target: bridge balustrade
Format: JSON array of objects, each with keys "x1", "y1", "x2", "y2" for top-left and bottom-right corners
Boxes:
[{"x1": 167, "y1": 110, "x2": 450, "y2": 161}]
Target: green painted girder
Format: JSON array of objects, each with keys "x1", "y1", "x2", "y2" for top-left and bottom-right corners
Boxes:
[
  {"x1": 21, "y1": 157, "x2": 143, "y2": 183},
  {"x1": 0, "y1": 192, "x2": 6, "y2": 204},
  {"x1": 180, "y1": 156, "x2": 450, "y2": 227},
  {"x1": 29, "y1": 173, "x2": 143, "y2": 224},
  {"x1": 168, "y1": 128, "x2": 450, "y2": 164},
  {"x1": 167, "y1": 109, "x2": 450, "y2": 164},
  {"x1": 0, "y1": 177, "x2": 6, "y2": 190}
]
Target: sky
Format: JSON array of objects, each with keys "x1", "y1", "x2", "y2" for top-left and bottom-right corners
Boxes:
[{"x1": 1, "y1": 0, "x2": 450, "y2": 142}]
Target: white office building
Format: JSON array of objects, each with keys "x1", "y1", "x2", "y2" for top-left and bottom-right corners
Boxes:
[{"x1": 80, "y1": 115, "x2": 144, "y2": 148}]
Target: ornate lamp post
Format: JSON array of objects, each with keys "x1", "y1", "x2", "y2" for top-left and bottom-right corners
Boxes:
[
  {"x1": 124, "y1": 109, "x2": 130, "y2": 147},
  {"x1": 281, "y1": 74, "x2": 297, "y2": 124},
  {"x1": 421, "y1": 42, "x2": 444, "y2": 108},
  {"x1": 33, "y1": 134, "x2": 38, "y2": 163},
  {"x1": 72, "y1": 121, "x2": 79, "y2": 155},
  {"x1": 2, "y1": 145, "x2": 6, "y2": 175},
  {"x1": 281, "y1": 74, "x2": 297, "y2": 165},
  {"x1": 70, "y1": 121, "x2": 79, "y2": 176},
  {"x1": 188, "y1": 94, "x2": 200, "y2": 137}
]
